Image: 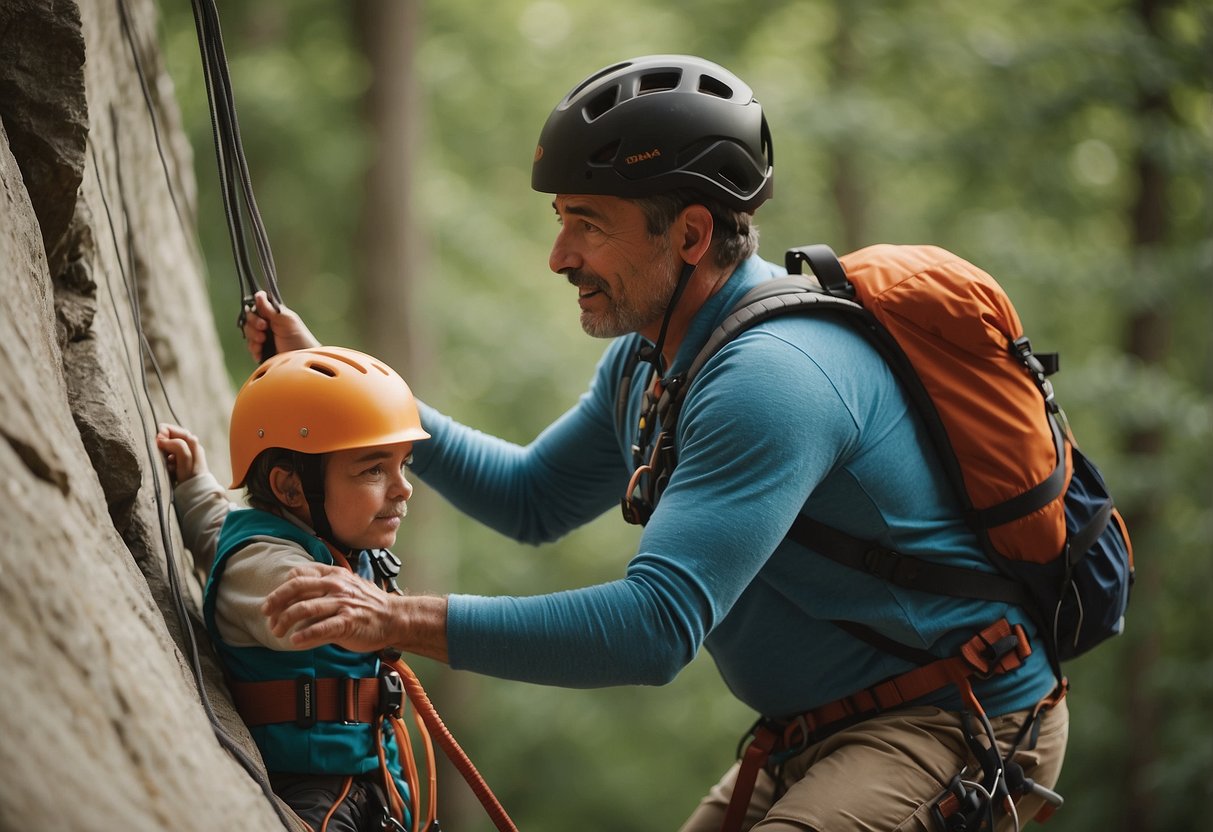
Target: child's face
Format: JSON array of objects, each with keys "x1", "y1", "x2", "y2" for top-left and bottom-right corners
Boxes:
[{"x1": 322, "y1": 442, "x2": 416, "y2": 550}]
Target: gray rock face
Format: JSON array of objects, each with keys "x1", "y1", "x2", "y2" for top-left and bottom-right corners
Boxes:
[
  {"x1": 0, "y1": 0, "x2": 89, "y2": 279},
  {"x1": 0, "y1": 1, "x2": 299, "y2": 829}
]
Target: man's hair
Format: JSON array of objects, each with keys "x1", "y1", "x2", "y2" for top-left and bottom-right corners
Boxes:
[
  {"x1": 243, "y1": 447, "x2": 316, "y2": 513},
  {"x1": 633, "y1": 188, "x2": 760, "y2": 269}
]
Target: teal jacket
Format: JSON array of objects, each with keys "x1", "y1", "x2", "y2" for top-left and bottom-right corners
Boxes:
[{"x1": 204, "y1": 509, "x2": 410, "y2": 807}]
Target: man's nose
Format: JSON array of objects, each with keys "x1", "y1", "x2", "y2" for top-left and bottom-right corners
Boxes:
[{"x1": 549, "y1": 226, "x2": 581, "y2": 275}]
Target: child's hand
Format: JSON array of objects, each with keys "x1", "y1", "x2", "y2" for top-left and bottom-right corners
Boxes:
[{"x1": 156, "y1": 424, "x2": 209, "y2": 484}]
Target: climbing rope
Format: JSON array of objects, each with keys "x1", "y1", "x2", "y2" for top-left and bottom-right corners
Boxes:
[
  {"x1": 188, "y1": 0, "x2": 284, "y2": 358},
  {"x1": 104, "y1": 0, "x2": 295, "y2": 827},
  {"x1": 106, "y1": 3, "x2": 518, "y2": 830},
  {"x1": 87, "y1": 129, "x2": 302, "y2": 830}
]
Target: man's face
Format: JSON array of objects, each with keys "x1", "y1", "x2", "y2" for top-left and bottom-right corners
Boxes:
[{"x1": 549, "y1": 194, "x2": 681, "y2": 339}]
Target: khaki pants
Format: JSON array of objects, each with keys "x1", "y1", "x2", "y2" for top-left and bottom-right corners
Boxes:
[{"x1": 678, "y1": 698, "x2": 1068, "y2": 832}]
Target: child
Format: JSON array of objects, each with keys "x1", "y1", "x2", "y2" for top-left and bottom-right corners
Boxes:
[{"x1": 157, "y1": 346, "x2": 430, "y2": 832}]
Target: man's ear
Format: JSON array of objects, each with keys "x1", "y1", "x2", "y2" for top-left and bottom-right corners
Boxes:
[
  {"x1": 268, "y1": 466, "x2": 306, "y2": 510},
  {"x1": 675, "y1": 203, "x2": 715, "y2": 267}
]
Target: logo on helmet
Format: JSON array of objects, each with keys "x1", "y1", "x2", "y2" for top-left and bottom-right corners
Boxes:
[
  {"x1": 534, "y1": 145, "x2": 544, "y2": 162},
  {"x1": 625, "y1": 148, "x2": 661, "y2": 165}
]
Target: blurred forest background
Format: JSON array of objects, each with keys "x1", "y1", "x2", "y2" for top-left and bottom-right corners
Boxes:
[{"x1": 155, "y1": 0, "x2": 1210, "y2": 829}]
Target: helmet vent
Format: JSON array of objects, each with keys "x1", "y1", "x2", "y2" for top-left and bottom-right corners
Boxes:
[
  {"x1": 568, "y1": 61, "x2": 632, "y2": 101},
  {"x1": 306, "y1": 362, "x2": 338, "y2": 378},
  {"x1": 589, "y1": 140, "x2": 620, "y2": 165},
  {"x1": 697, "y1": 74, "x2": 734, "y2": 100},
  {"x1": 583, "y1": 87, "x2": 619, "y2": 122},
  {"x1": 638, "y1": 71, "x2": 681, "y2": 96}
]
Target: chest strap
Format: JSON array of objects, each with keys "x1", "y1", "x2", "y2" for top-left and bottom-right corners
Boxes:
[
  {"x1": 720, "y1": 618, "x2": 1032, "y2": 832},
  {"x1": 228, "y1": 675, "x2": 396, "y2": 728}
]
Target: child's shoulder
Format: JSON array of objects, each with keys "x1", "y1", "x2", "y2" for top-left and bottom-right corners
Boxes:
[{"x1": 217, "y1": 508, "x2": 326, "y2": 562}]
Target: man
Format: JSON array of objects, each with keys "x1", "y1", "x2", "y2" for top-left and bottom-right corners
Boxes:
[{"x1": 247, "y1": 55, "x2": 1067, "y2": 831}]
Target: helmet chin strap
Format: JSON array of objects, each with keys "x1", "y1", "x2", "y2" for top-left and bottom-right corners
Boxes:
[
  {"x1": 637, "y1": 260, "x2": 697, "y2": 376},
  {"x1": 298, "y1": 453, "x2": 346, "y2": 553}
]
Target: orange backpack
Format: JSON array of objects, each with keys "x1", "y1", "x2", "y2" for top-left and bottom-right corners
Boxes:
[{"x1": 624, "y1": 243, "x2": 1134, "y2": 670}]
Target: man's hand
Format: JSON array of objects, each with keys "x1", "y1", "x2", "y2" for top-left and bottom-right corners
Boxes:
[
  {"x1": 242, "y1": 290, "x2": 321, "y2": 362},
  {"x1": 156, "y1": 423, "x2": 209, "y2": 484},
  {"x1": 262, "y1": 563, "x2": 450, "y2": 662}
]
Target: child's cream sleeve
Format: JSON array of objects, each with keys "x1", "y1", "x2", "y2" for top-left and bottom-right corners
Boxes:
[{"x1": 173, "y1": 472, "x2": 312, "y2": 651}]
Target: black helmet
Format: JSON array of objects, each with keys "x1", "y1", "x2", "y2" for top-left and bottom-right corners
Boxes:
[{"x1": 531, "y1": 55, "x2": 774, "y2": 213}]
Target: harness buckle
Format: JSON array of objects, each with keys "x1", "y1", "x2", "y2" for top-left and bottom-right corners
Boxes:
[
  {"x1": 775, "y1": 715, "x2": 813, "y2": 762},
  {"x1": 379, "y1": 670, "x2": 404, "y2": 717},
  {"x1": 338, "y1": 677, "x2": 359, "y2": 725},
  {"x1": 380, "y1": 805, "x2": 408, "y2": 831},
  {"x1": 368, "y1": 548, "x2": 403, "y2": 594},
  {"x1": 959, "y1": 620, "x2": 1031, "y2": 681}
]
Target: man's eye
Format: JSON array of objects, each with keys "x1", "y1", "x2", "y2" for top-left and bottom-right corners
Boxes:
[{"x1": 403, "y1": 455, "x2": 415, "y2": 468}]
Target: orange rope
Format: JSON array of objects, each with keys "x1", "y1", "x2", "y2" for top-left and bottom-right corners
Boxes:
[
  {"x1": 318, "y1": 541, "x2": 513, "y2": 830},
  {"x1": 374, "y1": 720, "x2": 406, "y2": 824},
  {"x1": 318, "y1": 776, "x2": 353, "y2": 832},
  {"x1": 385, "y1": 655, "x2": 519, "y2": 832},
  {"x1": 411, "y1": 705, "x2": 438, "y2": 828},
  {"x1": 389, "y1": 711, "x2": 422, "y2": 831}
]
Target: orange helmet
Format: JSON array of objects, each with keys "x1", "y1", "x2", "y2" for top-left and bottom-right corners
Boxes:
[{"x1": 228, "y1": 347, "x2": 430, "y2": 488}]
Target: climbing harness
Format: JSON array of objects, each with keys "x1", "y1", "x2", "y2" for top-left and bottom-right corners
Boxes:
[
  {"x1": 720, "y1": 619, "x2": 1063, "y2": 832},
  {"x1": 226, "y1": 540, "x2": 518, "y2": 832},
  {"x1": 188, "y1": 0, "x2": 284, "y2": 358}
]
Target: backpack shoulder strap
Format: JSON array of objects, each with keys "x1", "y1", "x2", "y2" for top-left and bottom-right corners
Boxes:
[{"x1": 683, "y1": 274, "x2": 863, "y2": 391}]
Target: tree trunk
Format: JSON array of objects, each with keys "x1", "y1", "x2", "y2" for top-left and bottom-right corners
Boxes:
[
  {"x1": 353, "y1": 0, "x2": 426, "y2": 372},
  {"x1": 1119, "y1": 0, "x2": 1174, "y2": 828},
  {"x1": 828, "y1": 4, "x2": 868, "y2": 252},
  {"x1": 0, "y1": 0, "x2": 296, "y2": 828},
  {"x1": 350, "y1": 3, "x2": 482, "y2": 827}
]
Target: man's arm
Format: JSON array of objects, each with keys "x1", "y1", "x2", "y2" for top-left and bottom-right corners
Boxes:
[{"x1": 261, "y1": 563, "x2": 451, "y2": 663}]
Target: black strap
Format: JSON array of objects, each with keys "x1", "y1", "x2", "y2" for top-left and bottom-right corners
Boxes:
[
  {"x1": 785, "y1": 243, "x2": 853, "y2": 296},
  {"x1": 788, "y1": 515, "x2": 1030, "y2": 607},
  {"x1": 832, "y1": 619, "x2": 940, "y2": 667},
  {"x1": 1066, "y1": 499, "x2": 1113, "y2": 569},
  {"x1": 971, "y1": 412, "x2": 1068, "y2": 530}
]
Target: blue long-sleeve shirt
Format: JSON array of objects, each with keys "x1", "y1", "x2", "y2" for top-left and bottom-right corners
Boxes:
[{"x1": 410, "y1": 254, "x2": 1055, "y2": 719}]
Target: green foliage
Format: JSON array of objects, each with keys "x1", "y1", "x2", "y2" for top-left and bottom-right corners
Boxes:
[{"x1": 159, "y1": 0, "x2": 1211, "y2": 828}]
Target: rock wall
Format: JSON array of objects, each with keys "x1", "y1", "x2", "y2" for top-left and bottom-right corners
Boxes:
[{"x1": 0, "y1": 1, "x2": 295, "y2": 828}]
